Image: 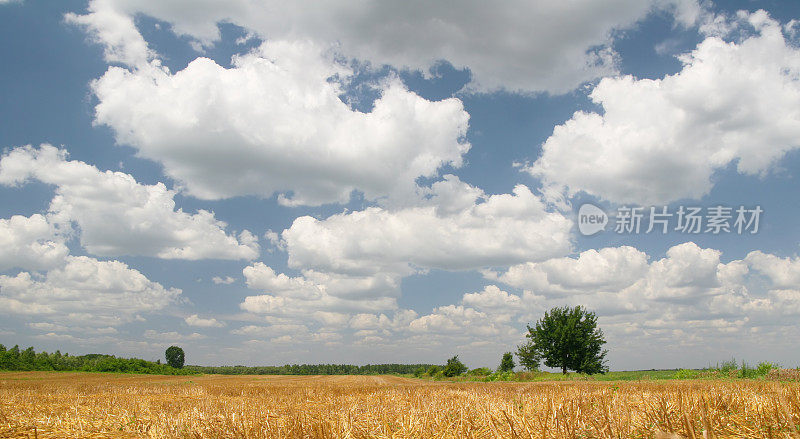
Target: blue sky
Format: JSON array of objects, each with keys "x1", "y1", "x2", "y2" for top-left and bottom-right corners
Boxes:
[{"x1": 1, "y1": 0, "x2": 799, "y2": 370}]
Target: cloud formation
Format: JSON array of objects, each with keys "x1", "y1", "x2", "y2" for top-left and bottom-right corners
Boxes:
[
  {"x1": 0, "y1": 255, "x2": 182, "y2": 327},
  {"x1": 67, "y1": 0, "x2": 702, "y2": 93},
  {"x1": 89, "y1": 41, "x2": 470, "y2": 205},
  {"x1": 281, "y1": 176, "x2": 573, "y2": 275},
  {"x1": 529, "y1": 11, "x2": 800, "y2": 204},
  {"x1": 0, "y1": 214, "x2": 69, "y2": 271},
  {"x1": 0, "y1": 145, "x2": 258, "y2": 260}
]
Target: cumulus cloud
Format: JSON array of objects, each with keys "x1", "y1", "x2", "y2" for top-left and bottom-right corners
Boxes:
[
  {"x1": 281, "y1": 175, "x2": 573, "y2": 275},
  {"x1": 0, "y1": 255, "x2": 182, "y2": 327},
  {"x1": 236, "y1": 176, "x2": 572, "y2": 341},
  {"x1": 485, "y1": 246, "x2": 650, "y2": 296},
  {"x1": 528, "y1": 11, "x2": 800, "y2": 205},
  {"x1": 184, "y1": 314, "x2": 225, "y2": 328},
  {"x1": 67, "y1": 0, "x2": 701, "y2": 93},
  {"x1": 0, "y1": 145, "x2": 258, "y2": 260},
  {"x1": 241, "y1": 263, "x2": 399, "y2": 316},
  {"x1": 143, "y1": 330, "x2": 206, "y2": 342},
  {"x1": 488, "y1": 242, "x2": 800, "y2": 324},
  {"x1": 211, "y1": 276, "x2": 235, "y2": 285},
  {"x1": 0, "y1": 214, "x2": 69, "y2": 271},
  {"x1": 89, "y1": 40, "x2": 470, "y2": 206}
]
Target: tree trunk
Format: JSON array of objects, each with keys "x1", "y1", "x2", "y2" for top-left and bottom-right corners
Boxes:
[{"x1": 562, "y1": 365, "x2": 567, "y2": 374}]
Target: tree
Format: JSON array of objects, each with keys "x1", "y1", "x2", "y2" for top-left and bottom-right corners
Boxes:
[
  {"x1": 442, "y1": 355, "x2": 468, "y2": 377},
  {"x1": 516, "y1": 342, "x2": 541, "y2": 371},
  {"x1": 498, "y1": 352, "x2": 515, "y2": 372},
  {"x1": 165, "y1": 346, "x2": 185, "y2": 369},
  {"x1": 522, "y1": 306, "x2": 608, "y2": 374}
]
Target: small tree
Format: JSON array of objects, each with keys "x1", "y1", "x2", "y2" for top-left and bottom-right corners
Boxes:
[
  {"x1": 165, "y1": 346, "x2": 185, "y2": 369},
  {"x1": 498, "y1": 352, "x2": 515, "y2": 372},
  {"x1": 442, "y1": 355, "x2": 468, "y2": 377},
  {"x1": 523, "y1": 306, "x2": 608, "y2": 374},
  {"x1": 516, "y1": 342, "x2": 541, "y2": 371}
]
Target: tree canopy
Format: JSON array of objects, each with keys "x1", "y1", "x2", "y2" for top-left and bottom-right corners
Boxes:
[
  {"x1": 498, "y1": 352, "x2": 515, "y2": 372},
  {"x1": 165, "y1": 346, "x2": 185, "y2": 369},
  {"x1": 518, "y1": 306, "x2": 608, "y2": 374},
  {"x1": 442, "y1": 355, "x2": 468, "y2": 377}
]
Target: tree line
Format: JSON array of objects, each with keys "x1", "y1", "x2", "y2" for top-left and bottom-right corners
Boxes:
[
  {"x1": 185, "y1": 363, "x2": 437, "y2": 375},
  {"x1": 0, "y1": 343, "x2": 434, "y2": 376},
  {"x1": 0, "y1": 344, "x2": 194, "y2": 375}
]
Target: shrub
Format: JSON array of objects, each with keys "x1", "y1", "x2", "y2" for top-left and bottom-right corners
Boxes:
[
  {"x1": 468, "y1": 367, "x2": 492, "y2": 376},
  {"x1": 487, "y1": 371, "x2": 517, "y2": 382},
  {"x1": 718, "y1": 358, "x2": 738, "y2": 374},
  {"x1": 442, "y1": 356, "x2": 468, "y2": 377},
  {"x1": 756, "y1": 362, "x2": 779, "y2": 377}
]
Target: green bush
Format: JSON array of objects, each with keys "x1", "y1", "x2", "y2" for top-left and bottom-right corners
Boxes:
[
  {"x1": 756, "y1": 362, "x2": 779, "y2": 377},
  {"x1": 442, "y1": 356, "x2": 468, "y2": 377},
  {"x1": 739, "y1": 361, "x2": 757, "y2": 379},
  {"x1": 486, "y1": 371, "x2": 518, "y2": 382},
  {"x1": 468, "y1": 367, "x2": 492, "y2": 376},
  {"x1": 718, "y1": 358, "x2": 739, "y2": 374}
]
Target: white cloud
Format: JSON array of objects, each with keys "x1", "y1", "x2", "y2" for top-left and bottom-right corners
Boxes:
[
  {"x1": 184, "y1": 314, "x2": 225, "y2": 328},
  {"x1": 237, "y1": 177, "x2": 572, "y2": 335},
  {"x1": 528, "y1": 11, "x2": 800, "y2": 205},
  {"x1": 143, "y1": 330, "x2": 206, "y2": 342},
  {"x1": 241, "y1": 263, "x2": 400, "y2": 316},
  {"x1": 89, "y1": 40, "x2": 470, "y2": 206},
  {"x1": 744, "y1": 251, "x2": 800, "y2": 289},
  {"x1": 462, "y1": 285, "x2": 523, "y2": 310},
  {"x1": 488, "y1": 242, "x2": 800, "y2": 323},
  {"x1": 486, "y1": 246, "x2": 650, "y2": 296},
  {"x1": 282, "y1": 176, "x2": 573, "y2": 275},
  {"x1": 0, "y1": 145, "x2": 258, "y2": 260},
  {"x1": 231, "y1": 324, "x2": 308, "y2": 338},
  {"x1": 211, "y1": 276, "x2": 235, "y2": 285},
  {"x1": 65, "y1": 0, "x2": 153, "y2": 67},
  {"x1": 67, "y1": 0, "x2": 701, "y2": 93},
  {"x1": 0, "y1": 255, "x2": 181, "y2": 327},
  {"x1": 0, "y1": 214, "x2": 69, "y2": 271}
]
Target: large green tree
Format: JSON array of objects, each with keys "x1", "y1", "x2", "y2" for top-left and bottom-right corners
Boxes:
[
  {"x1": 165, "y1": 346, "x2": 185, "y2": 369},
  {"x1": 519, "y1": 306, "x2": 607, "y2": 374}
]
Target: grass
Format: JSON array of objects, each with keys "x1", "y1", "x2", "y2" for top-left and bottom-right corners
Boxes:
[{"x1": 3, "y1": 371, "x2": 800, "y2": 438}]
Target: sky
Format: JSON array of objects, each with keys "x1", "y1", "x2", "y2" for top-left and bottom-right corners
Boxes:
[{"x1": 1, "y1": 0, "x2": 800, "y2": 371}]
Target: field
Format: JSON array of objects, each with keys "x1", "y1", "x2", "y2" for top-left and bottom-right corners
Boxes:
[{"x1": 2, "y1": 372, "x2": 800, "y2": 438}]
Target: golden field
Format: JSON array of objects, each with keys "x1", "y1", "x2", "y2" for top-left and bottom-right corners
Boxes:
[{"x1": 1, "y1": 372, "x2": 800, "y2": 438}]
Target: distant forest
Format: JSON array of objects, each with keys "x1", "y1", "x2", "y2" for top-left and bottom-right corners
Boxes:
[
  {"x1": 0, "y1": 343, "x2": 434, "y2": 376},
  {"x1": 185, "y1": 364, "x2": 436, "y2": 375}
]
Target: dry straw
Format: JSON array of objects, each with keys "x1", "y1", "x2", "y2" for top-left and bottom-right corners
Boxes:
[{"x1": 1, "y1": 372, "x2": 800, "y2": 438}]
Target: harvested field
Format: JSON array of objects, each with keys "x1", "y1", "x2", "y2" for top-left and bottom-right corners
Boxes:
[{"x1": 1, "y1": 371, "x2": 800, "y2": 438}]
